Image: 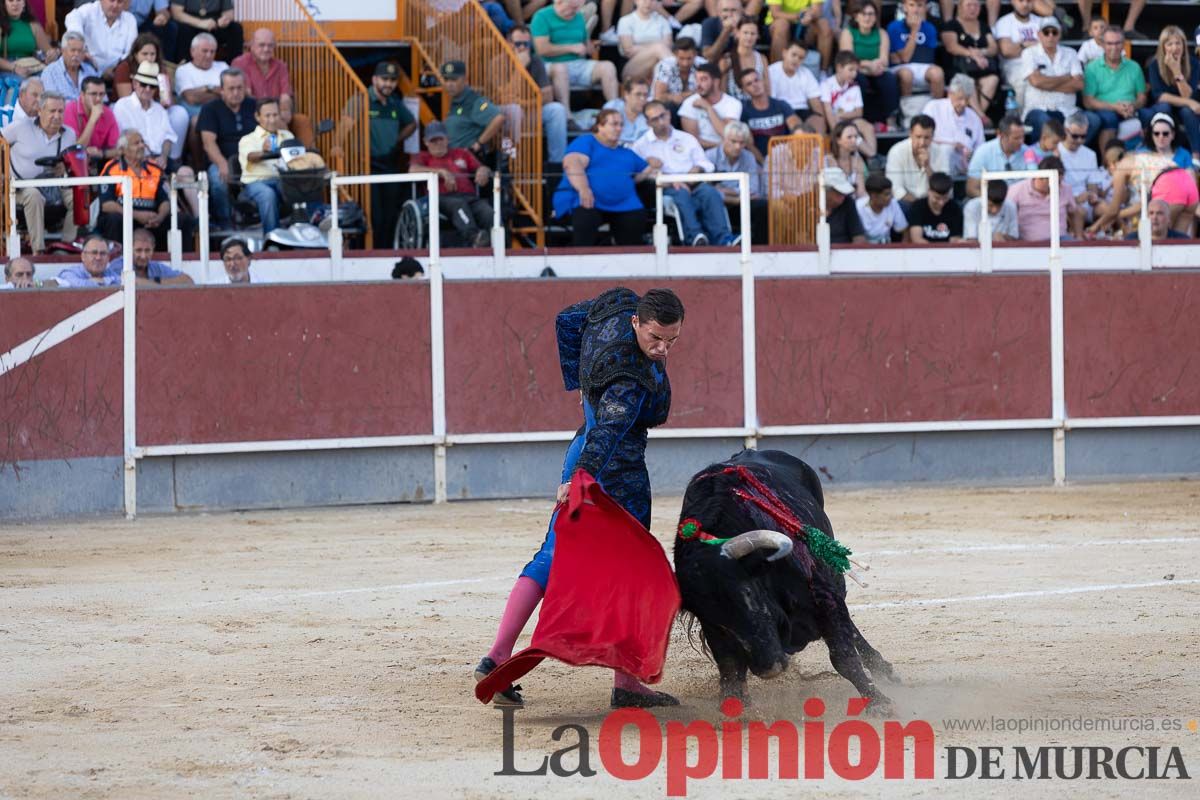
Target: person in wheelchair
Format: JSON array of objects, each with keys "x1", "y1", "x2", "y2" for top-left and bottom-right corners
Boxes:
[
  {"x1": 409, "y1": 121, "x2": 494, "y2": 248},
  {"x1": 237, "y1": 96, "x2": 293, "y2": 235}
]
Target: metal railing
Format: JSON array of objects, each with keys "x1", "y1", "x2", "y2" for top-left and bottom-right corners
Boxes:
[
  {"x1": 0, "y1": 137, "x2": 9, "y2": 245},
  {"x1": 236, "y1": 0, "x2": 371, "y2": 241},
  {"x1": 401, "y1": 0, "x2": 545, "y2": 247},
  {"x1": 766, "y1": 133, "x2": 824, "y2": 246}
]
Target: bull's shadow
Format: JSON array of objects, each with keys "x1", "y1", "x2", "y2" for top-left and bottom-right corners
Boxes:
[{"x1": 673, "y1": 449, "x2": 899, "y2": 715}]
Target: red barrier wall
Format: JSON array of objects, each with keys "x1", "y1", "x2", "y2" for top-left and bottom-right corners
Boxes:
[
  {"x1": 442, "y1": 279, "x2": 744, "y2": 433},
  {"x1": 755, "y1": 275, "x2": 1052, "y2": 425},
  {"x1": 1065, "y1": 272, "x2": 1200, "y2": 418}
]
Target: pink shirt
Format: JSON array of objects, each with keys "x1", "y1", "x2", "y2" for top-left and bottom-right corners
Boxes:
[
  {"x1": 230, "y1": 53, "x2": 293, "y2": 99},
  {"x1": 63, "y1": 99, "x2": 120, "y2": 151},
  {"x1": 1008, "y1": 177, "x2": 1077, "y2": 241}
]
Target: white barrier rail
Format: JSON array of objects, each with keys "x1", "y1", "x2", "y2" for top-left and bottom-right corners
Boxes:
[{"x1": 168, "y1": 171, "x2": 209, "y2": 280}]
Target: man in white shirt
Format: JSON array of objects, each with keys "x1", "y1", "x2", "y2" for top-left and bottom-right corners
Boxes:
[
  {"x1": 113, "y1": 62, "x2": 178, "y2": 166},
  {"x1": 174, "y1": 33, "x2": 229, "y2": 118},
  {"x1": 238, "y1": 97, "x2": 294, "y2": 234},
  {"x1": 923, "y1": 75, "x2": 985, "y2": 177},
  {"x1": 963, "y1": 180, "x2": 1019, "y2": 240},
  {"x1": 1020, "y1": 18, "x2": 1084, "y2": 143},
  {"x1": 768, "y1": 40, "x2": 824, "y2": 133},
  {"x1": 65, "y1": 0, "x2": 138, "y2": 77},
  {"x1": 1057, "y1": 111, "x2": 1105, "y2": 222},
  {"x1": 679, "y1": 62, "x2": 742, "y2": 150},
  {"x1": 884, "y1": 113, "x2": 949, "y2": 206},
  {"x1": 5, "y1": 92, "x2": 79, "y2": 254},
  {"x1": 856, "y1": 173, "x2": 908, "y2": 243},
  {"x1": 993, "y1": 0, "x2": 1042, "y2": 107},
  {"x1": 634, "y1": 100, "x2": 736, "y2": 246},
  {"x1": 3, "y1": 77, "x2": 42, "y2": 128}
]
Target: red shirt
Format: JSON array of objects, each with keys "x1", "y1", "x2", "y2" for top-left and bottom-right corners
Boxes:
[
  {"x1": 413, "y1": 148, "x2": 482, "y2": 195},
  {"x1": 230, "y1": 53, "x2": 294, "y2": 99},
  {"x1": 63, "y1": 99, "x2": 120, "y2": 151}
]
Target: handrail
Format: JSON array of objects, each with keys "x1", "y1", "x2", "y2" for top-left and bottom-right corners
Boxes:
[{"x1": 766, "y1": 133, "x2": 824, "y2": 245}]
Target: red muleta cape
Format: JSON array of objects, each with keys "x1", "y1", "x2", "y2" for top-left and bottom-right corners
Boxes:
[{"x1": 475, "y1": 470, "x2": 681, "y2": 704}]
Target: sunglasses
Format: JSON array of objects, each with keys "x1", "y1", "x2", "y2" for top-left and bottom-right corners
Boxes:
[
  {"x1": 645, "y1": 113, "x2": 669, "y2": 123},
  {"x1": 1067, "y1": 132, "x2": 1086, "y2": 140},
  {"x1": 1041, "y1": 28, "x2": 1060, "y2": 37},
  {"x1": 512, "y1": 40, "x2": 530, "y2": 48},
  {"x1": 1152, "y1": 129, "x2": 1174, "y2": 137}
]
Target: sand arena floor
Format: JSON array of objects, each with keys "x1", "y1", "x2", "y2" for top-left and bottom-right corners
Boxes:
[{"x1": 2, "y1": 480, "x2": 1198, "y2": 798}]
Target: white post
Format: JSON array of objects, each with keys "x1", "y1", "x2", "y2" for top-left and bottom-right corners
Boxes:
[
  {"x1": 979, "y1": 176, "x2": 992, "y2": 272},
  {"x1": 329, "y1": 171, "x2": 343, "y2": 280},
  {"x1": 427, "y1": 174, "x2": 447, "y2": 504},
  {"x1": 1137, "y1": 172, "x2": 1151, "y2": 270},
  {"x1": 197, "y1": 172, "x2": 210, "y2": 284},
  {"x1": 739, "y1": 174, "x2": 757, "y2": 450},
  {"x1": 816, "y1": 170, "x2": 830, "y2": 274},
  {"x1": 653, "y1": 182, "x2": 668, "y2": 273},
  {"x1": 120, "y1": 178, "x2": 137, "y2": 518},
  {"x1": 490, "y1": 171, "x2": 505, "y2": 275},
  {"x1": 1048, "y1": 175, "x2": 1066, "y2": 486},
  {"x1": 167, "y1": 174, "x2": 182, "y2": 269},
  {"x1": 7, "y1": 184, "x2": 19, "y2": 258}
]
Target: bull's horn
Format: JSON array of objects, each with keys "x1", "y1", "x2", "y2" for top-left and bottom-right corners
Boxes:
[{"x1": 720, "y1": 530, "x2": 793, "y2": 562}]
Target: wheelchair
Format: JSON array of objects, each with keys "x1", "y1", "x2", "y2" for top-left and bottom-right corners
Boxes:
[
  {"x1": 394, "y1": 180, "x2": 511, "y2": 250},
  {"x1": 659, "y1": 193, "x2": 734, "y2": 244}
]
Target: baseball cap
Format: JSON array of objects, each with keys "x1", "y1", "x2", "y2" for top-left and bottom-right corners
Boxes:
[
  {"x1": 424, "y1": 120, "x2": 448, "y2": 140},
  {"x1": 374, "y1": 61, "x2": 399, "y2": 78},
  {"x1": 440, "y1": 60, "x2": 466, "y2": 79},
  {"x1": 1038, "y1": 17, "x2": 1061, "y2": 32},
  {"x1": 823, "y1": 166, "x2": 854, "y2": 196}
]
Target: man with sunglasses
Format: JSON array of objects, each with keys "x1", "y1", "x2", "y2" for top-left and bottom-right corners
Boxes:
[
  {"x1": 1020, "y1": 18, "x2": 1083, "y2": 144},
  {"x1": 1057, "y1": 111, "x2": 1104, "y2": 223},
  {"x1": 504, "y1": 25, "x2": 568, "y2": 163}
]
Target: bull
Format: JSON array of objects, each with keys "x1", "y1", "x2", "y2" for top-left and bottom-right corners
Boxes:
[{"x1": 673, "y1": 449, "x2": 897, "y2": 711}]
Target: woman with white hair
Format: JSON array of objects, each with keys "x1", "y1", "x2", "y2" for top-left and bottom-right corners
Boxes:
[
  {"x1": 922, "y1": 73, "x2": 986, "y2": 177},
  {"x1": 705, "y1": 120, "x2": 765, "y2": 241}
]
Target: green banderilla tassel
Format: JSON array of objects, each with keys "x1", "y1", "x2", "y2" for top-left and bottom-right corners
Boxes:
[{"x1": 802, "y1": 525, "x2": 853, "y2": 573}]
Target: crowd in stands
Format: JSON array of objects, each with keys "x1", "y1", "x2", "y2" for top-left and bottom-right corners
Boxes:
[{"x1": 3, "y1": 0, "x2": 1200, "y2": 273}]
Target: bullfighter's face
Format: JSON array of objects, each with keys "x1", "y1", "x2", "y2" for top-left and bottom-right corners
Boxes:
[{"x1": 631, "y1": 315, "x2": 682, "y2": 362}]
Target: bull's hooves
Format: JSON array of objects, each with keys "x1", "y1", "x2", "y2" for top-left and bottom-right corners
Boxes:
[
  {"x1": 611, "y1": 688, "x2": 680, "y2": 709},
  {"x1": 866, "y1": 698, "x2": 895, "y2": 717}
]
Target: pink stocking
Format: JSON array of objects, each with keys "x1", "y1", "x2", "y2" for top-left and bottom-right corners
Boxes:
[{"x1": 486, "y1": 576, "x2": 544, "y2": 663}]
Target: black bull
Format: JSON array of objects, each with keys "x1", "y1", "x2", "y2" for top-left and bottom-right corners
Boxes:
[{"x1": 673, "y1": 449, "x2": 898, "y2": 711}]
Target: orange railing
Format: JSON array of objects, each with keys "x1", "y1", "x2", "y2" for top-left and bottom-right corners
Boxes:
[
  {"x1": 236, "y1": 0, "x2": 372, "y2": 242},
  {"x1": 766, "y1": 134, "x2": 825, "y2": 246},
  {"x1": 400, "y1": 0, "x2": 544, "y2": 247}
]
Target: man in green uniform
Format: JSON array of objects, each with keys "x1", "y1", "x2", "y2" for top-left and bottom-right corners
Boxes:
[
  {"x1": 368, "y1": 61, "x2": 417, "y2": 247},
  {"x1": 441, "y1": 61, "x2": 505, "y2": 161}
]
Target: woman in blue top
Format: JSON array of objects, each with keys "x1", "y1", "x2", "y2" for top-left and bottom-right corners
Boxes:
[
  {"x1": 1141, "y1": 26, "x2": 1200, "y2": 166},
  {"x1": 553, "y1": 108, "x2": 660, "y2": 246},
  {"x1": 1140, "y1": 112, "x2": 1195, "y2": 170}
]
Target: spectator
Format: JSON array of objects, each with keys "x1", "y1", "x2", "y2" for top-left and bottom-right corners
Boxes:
[
  {"x1": 923, "y1": 74, "x2": 985, "y2": 177},
  {"x1": 65, "y1": 0, "x2": 137, "y2": 78},
  {"x1": 767, "y1": 0, "x2": 833, "y2": 68},
  {"x1": 0, "y1": 0, "x2": 54, "y2": 79},
  {"x1": 994, "y1": 0, "x2": 1041, "y2": 107},
  {"x1": 888, "y1": 0, "x2": 945, "y2": 101},
  {"x1": 1057, "y1": 110, "x2": 1105, "y2": 222},
  {"x1": 532, "y1": 0, "x2": 619, "y2": 113},
  {"x1": 1, "y1": 256, "x2": 36, "y2": 289},
  {"x1": 839, "y1": 0, "x2": 898, "y2": 130},
  {"x1": 1082, "y1": 26, "x2": 1146, "y2": 153},
  {"x1": 108, "y1": 227, "x2": 195, "y2": 285},
  {"x1": 501, "y1": 25, "x2": 568, "y2": 164},
  {"x1": 1029, "y1": 115, "x2": 1064, "y2": 160},
  {"x1": 705, "y1": 120, "x2": 765, "y2": 240},
  {"x1": 856, "y1": 172, "x2": 908, "y2": 243},
  {"x1": 232, "y1": 28, "x2": 307, "y2": 142},
  {"x1": 966, "y1": 114, "x2": 1033, "y2": 197},
  {"x1": 220, "y1": 237, "x2": 252, "y2": 283},
  {"x1": 1142, "y1": 26, "x2": 1200, "y2": 166},
  {"x1": 174, "y1": 32, "x2": 228, "y2": 118},
  {"x1": 1140, "y1": 112, "x2": 1194, "y2": 170},
  {"x1": 825, "y1": 119, "x2": 866, "y2": 197},
  {"x1": 738, "y1": 68, "x2": 799, "y2": 162},
  {"x1": 351, "y1": 61, "x2": 416, "y2": 248},
  {"x1": 113, "y1": 34, "x2": 189, "y2": 161},
  {"x1": 616, "y1": 0, "x2": 673, "y2": 82},
  {"x1": 700, "y1": 0, "x2": 743, "y2": 63},
  {"x1": 885, "y1": 113, "x2": 948, "y2": 204},
  {"x1": 652, "y1": 36, "x2": 706, "y2": 117},
  {"x1": 440, "y1": 61, "x2": 505, "y2": 158},
  {"x1": 1020, "y1": 17, "x2": 1083, "y2": 143},
  {"x1": 171, "y1": 0, "x2": 243, "y2": 63},
  {"x1": 603, "y1": 76, "x2": 651, "y2": 146},
  {"x1": 962, "y1": 178, "x2": 1018, "y2": 240},
  {"x1": 125, "y1": 0, "x2": 177, "y2": 62},
  {"x1": 38, "y1": 31, "x2": 98, "y2": 101},
  {"x1": 819, "y1": 51, "x2": 877, "y2": 159},
  {"x1": 725, "y1": 17, "x2": 768, "y2": 102},
  {"x1": 64, "y1": 76, "x2": 119, "y2": 160},
  {"x1": 197, "y1": 67, "x2": 256, "y2": 230},
  {"x1": 113, "y1": 62, "x2": 179, "y2": 166},
  {"x1": 1008, "y1": 155, "x2": 1081, "y2": 240},
  {"x1": 679, "y1": 62, "x2": 741, "y2": 149},
  {"x1": 6, "y1": 91, "x2": 78, "y2": 254},
  {"x1": 907, "y1": 171, "x2": 962, "y2": 243},
  {"x1": 1076, "y1": 17, "x2": 1106, "y2": 68},
  {"x1": 770, "y1": 39, "x2": 824, "y2": 133},
  {"x1": 940, "y1": 0, "x2": 998, "y2": 121},
  {"x1": 409, "y1": 120, "x2": 495, "y2": 248},
  {"x1": 552, "y1": 107, "x2": 658, "y2": 246},
  {"x1": 1075, "y1": 0, "x2": 1146, "y2": 43},
  {"x1": 98, "y1": 130, "x2": 195, "y2": 251},
  {"x1": 56, "y1": 235, "x2": 120, "y2": 286},
  {"x1": 1125, "y1": 198, "x2": 1190, "y2": 241},
  {"x1": 823, "y1": 165, "x2": 866, "y2": 244},
  {"x1": 2, "y1": 76, "x2": 41, "y2": 128},
  {"x1": 237, "y1": 97, "x2": 292, "y2": 234},
  {"x1": 634, "y1": 99, "x2": 736, "y2": 246}
]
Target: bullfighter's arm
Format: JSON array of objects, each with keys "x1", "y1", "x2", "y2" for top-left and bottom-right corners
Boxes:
[{"x1": 574, "y1": 379, "x2": 646, "y2": 480}]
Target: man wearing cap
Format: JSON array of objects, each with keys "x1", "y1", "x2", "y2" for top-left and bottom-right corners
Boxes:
[
  {"x1": 113, "y1": 61, "x2": 179, "y2": 168},
  {"x1": 1020, "y1": 18, "x2": 1084, "y2": 144},
  {"x1": 238, "y1": 97, "x2": 294, "y2": 234},
  {"x1": 410, "y1": 121, "x2": 495, "y2": 248},
  {"x1": 64, "y1": 0, "x2": 138, "y2": 78},
  {"x1": 198, "y1": 68, "x2": 257, "y2": 230},
  {"x1": 823, "y1": 166, "x2": 866, "y2": 244},
  {"x1": 440, "y1": 60, "x2": 505, "y2": 157},
  {"x1": 365, "y1": 61, "x2": 417, "y2": 246}
]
